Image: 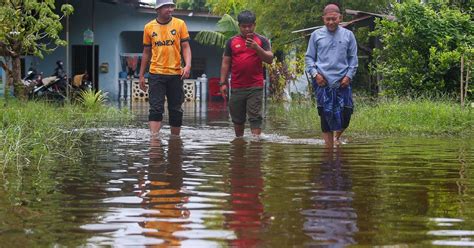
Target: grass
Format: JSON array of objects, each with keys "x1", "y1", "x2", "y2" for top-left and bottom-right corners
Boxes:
[
  {"x1": 269, "y1": 97, "x2": 474, "y2": 137},
  {"x1": 0, "y1": 98, "x2": 133, "y2": 172}
]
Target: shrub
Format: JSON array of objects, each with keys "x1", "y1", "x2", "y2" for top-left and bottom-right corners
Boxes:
[{"x1": 372, "y1": 0, "x2": 473, "y2": 98}]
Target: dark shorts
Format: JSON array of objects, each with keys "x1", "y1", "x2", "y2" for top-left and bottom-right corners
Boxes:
[
  {"x1": 229, "y1": 87, "x2": 263, "y2": 129},
  {"x1": 317, "y1": 106, "x2": 353, "y2": 133},
  {"x1": 148, "y1": 73, "x2": 184, "y2": 127}
]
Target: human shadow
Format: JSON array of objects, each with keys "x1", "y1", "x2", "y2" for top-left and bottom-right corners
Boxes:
[
  {"x1": 302, "y1": 148, "x2": 358, "y2": 247},
  {"x1": 225, "y1": 140, "x2": 266, "y2": 248}
]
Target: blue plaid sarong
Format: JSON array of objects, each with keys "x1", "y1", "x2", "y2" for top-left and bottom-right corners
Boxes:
[{"x1": 313, "y1": 80, "x2": 353, "y2": 131}]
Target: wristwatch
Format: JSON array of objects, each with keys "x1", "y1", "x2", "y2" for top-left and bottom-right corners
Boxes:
[{"x1": 218, "y1": 81, "x2": 226, "y2": 86}]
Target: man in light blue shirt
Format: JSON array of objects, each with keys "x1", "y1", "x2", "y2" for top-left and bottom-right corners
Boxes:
[{"x1": 305, "y1": 3, "x2": 358, "y2": 148}]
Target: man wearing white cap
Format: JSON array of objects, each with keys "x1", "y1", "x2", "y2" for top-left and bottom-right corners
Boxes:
[{"x1": 139, "y1": 0, "x2": 192, "y2": 137}]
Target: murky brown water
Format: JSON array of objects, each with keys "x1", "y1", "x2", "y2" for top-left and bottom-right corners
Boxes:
[{"x1": 1, "y1": 102, "x2": 473, "y2": 247}]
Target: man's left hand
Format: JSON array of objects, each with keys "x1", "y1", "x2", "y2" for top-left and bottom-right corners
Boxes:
[
  {"x1": 246, "y1": 38, "x2": 259, "y2": 50},
  {"x1": 341, "y1": 76, "x2": 351, "y2": 88},
  {"x1": 181, "y1": 66, "x2": 191, "y2": 80}
]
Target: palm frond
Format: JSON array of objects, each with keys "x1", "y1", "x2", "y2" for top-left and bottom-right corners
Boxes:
[
  {"x1": 195, "y1": 14, "x2": 239, "y2": 48},
  {"x1": 217, "y1": 14, "x2": 239, "y2": 36},
  {"x1": 78, "y1": 89, "x2": 108, "y2": 110},
  {"x1": 195, "y1": 31, "x2": 227, "y2": 48}
]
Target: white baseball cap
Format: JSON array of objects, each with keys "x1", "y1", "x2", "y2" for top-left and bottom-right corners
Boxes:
[{"x1": 155, "y1": 0, "x2": 175, "y2": 9}]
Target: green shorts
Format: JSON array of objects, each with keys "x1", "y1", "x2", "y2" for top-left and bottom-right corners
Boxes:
[{"x1": 229, "y1": 87, "x2": 263, "y2": 129}]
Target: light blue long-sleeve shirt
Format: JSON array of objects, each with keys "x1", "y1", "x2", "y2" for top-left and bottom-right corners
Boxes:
[{"x1": 305, "y1": 26, "x2": 358, "y2": 88}]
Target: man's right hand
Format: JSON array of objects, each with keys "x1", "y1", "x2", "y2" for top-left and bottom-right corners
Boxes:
[
  {"x1": 139, "y1": 76, "x2": 148, "y2": 92},
  {"x1": 220, "y1": 85, "x2": 228, "y2": 101},
  {"x1": 315, "y1": 73, "x2": 327, "y2": 87}
]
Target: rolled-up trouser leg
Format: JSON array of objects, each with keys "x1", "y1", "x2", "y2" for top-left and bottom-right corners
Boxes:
[
  {"x1": 166, "y1": 76, "x2": 184, "y2": 127},
  {"x1": 148, "y1": 73, "x2": 166, "y2": 122}
]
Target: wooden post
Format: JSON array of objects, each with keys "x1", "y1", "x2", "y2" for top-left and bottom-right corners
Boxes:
[
  {"x1": 92, "y1": 0, "x2": 96, "y2": 91},
  {"x1": 66, "y1": 0, "x2": 70, "y2": 102},
  {"x1": 460, "y1": 54, "x2": 464, "y2": 108},
  {"x1": 465, "y1": 59, "x2": 470, "y2": 101}
]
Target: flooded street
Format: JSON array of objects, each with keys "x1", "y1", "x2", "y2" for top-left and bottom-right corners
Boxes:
[{"x1": 1, "y1": 102, "x2": 473, "y2": 247}]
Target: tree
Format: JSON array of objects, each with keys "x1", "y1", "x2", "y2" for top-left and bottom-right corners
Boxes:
[
  {"x1": 248, "y1": 0, "x2": 392, "y2": 52},
  {"x1": 205, "y1": 0, "x2": 248, "y2": 16},
  {"x1": 0, "y1": 0, "x2": 73, "y2": 101},
  {"x1": 176, "y1": 0, "x2": 209, "y2": 11},
  {"x1": 200, "y1": 0, "x2": 392, "y2": 52},
  {"x1": 372, "y1": 0, "x2": 473, "y2": 96}
]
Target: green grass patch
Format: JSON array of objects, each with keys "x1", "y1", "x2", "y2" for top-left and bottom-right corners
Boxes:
[
  {"x1": 269, "y1": 98, "x2": 474, "y2": 137},
  {"x1": 0, "y1": 98, "x2": 133, "y2": 172}
]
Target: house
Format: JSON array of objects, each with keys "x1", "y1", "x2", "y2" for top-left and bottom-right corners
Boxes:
[{"x1": 16, "y1": 0, "x2": 223, "y2": 100}]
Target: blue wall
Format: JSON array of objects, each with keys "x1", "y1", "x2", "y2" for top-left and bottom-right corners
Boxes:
[{"x1": 34, "y1": 0, "x2": 222, "y2": 99}]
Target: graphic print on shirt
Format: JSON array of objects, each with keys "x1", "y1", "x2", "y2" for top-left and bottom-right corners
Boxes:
[{"x1": 143, "y1": 17, "x2": 190, "y2": 75}]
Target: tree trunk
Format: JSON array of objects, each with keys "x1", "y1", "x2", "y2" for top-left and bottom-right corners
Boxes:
[
  {"x1": 2, "y1": 57, "x2": 12, "y2": 104},
  {"x1": 11, "y1": 56, "x2": 28, "y2": 101}
]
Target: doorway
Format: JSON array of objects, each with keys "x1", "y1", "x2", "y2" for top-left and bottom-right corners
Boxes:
[{"x1": 72, "y1": 45, "x2": 99, "y2": 90}]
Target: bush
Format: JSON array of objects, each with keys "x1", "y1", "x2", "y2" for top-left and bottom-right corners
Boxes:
[{"x1": 372, "y1": 0, "x2": 473, "y2": 98}]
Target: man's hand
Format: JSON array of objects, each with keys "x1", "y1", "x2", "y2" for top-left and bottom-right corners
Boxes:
[
  {"x1": 139, "y1": 75, "x2": 148, "y2": 92},
  {"x1": 245, "y1": 34, "x2": 259, "y2": 50},
  {"x1": 181, "y1": 66, "x2": 191, "y2": 80},
  {"x1": 315, "y1": 73, "x2": 327, "y2": 87},
  {"x1": 220, "y1": 84, "x2": 228, "y2": 101},
  {"x1": 341, "y1": 76, "x2": 351, "y2": 88}
]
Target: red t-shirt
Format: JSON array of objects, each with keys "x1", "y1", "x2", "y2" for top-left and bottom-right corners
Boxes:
[{"x1": 224, "y1": 34, "x2": 271, "y2": 89}]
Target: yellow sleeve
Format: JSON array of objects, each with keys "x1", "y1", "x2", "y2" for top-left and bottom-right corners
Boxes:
[
  {"x1": 180, "y1": 22, "x2": 190, "y2": 42},
  {"x1": 143, "y1": 24, "x2": 151, "y2": 46}
]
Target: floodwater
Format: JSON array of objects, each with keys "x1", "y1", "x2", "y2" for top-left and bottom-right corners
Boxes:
[{"x1": 1, "y1": 101, "x2": 473, "y2": 247}]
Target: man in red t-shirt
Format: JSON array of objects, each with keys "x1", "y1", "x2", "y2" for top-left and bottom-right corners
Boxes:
[{"x1": 219, "y1": 10, "x2": 273, "y2": 137}]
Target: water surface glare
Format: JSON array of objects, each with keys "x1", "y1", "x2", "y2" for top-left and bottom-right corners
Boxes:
[{"x1": 0, "y1": 103, "x2": 473, "y2": 247}]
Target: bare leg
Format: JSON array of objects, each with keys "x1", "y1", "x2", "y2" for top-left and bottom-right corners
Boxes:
[
  {"x1": 334, "y1": 129, "x2": 345, "y2": 145},
  {"x1": 250, "y1": 128, "x2": 261, "y2": 137},
  {"x1": 170, "y1": 126, "x2": 181, "y2": 136},
  {"x1": 234, "y1": 124, "x2": 245, "y2": 137},
  {"x1": 322, "y1": 132, "x2": 334, "y2": 148},
  {"x1": 150, "y1": 121, "x2": 161, "y2": 137}
]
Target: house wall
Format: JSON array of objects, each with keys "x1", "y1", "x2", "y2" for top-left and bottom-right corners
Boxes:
[{"x1": 31, "y1": 0, "x2": 222, "y2": 99}]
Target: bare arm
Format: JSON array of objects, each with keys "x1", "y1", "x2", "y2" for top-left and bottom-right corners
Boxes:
[
  {"x1": 219, "y1": 56, "x2": 232, "y2": 101},
  {"x1": 139, "y1": 46, "x2": 151, "y2": 91},
  {"x1": 139, "y1": 46, "x2": 151, "y2": 78},
  {"x1": 220, "y1": 56, "x2": 231, "y2": 83},
  {"x1": 253, "y1": 45, "x2": 273, "y2": 64},
  {"x1": 181, "y1": 41, "x2": 192, "y2": 79}
]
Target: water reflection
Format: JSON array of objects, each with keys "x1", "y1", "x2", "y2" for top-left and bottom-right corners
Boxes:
[
  {"x1": 2, "y1": 99, "x2": 473, "y2": 247},
  {"x1": 302, "y1": 148, "x2": 358, "y2": 246},
  {"x1": 225, "y1": 140, "x2": 266, "y2": 247},
  {"x1": 140, "y1": 137, "x2": 189, "y2": 246}
]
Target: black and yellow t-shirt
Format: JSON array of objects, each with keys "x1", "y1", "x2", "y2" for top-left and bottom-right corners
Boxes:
[{"x1": 143, "y1": 17, "x2": 190, "y2": 75}]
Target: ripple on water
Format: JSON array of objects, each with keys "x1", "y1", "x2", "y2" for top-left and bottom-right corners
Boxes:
[
  {"x1": 103, "y1": 196, "x2": 143, "y2": 204},
  {"x1": 70, "y1": 125, "x2": 474, "y2": 247}
]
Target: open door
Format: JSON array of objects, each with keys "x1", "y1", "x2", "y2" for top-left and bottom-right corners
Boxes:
[{"x1": 72, "y1": 45, "x2": 99, "y2": 90}]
